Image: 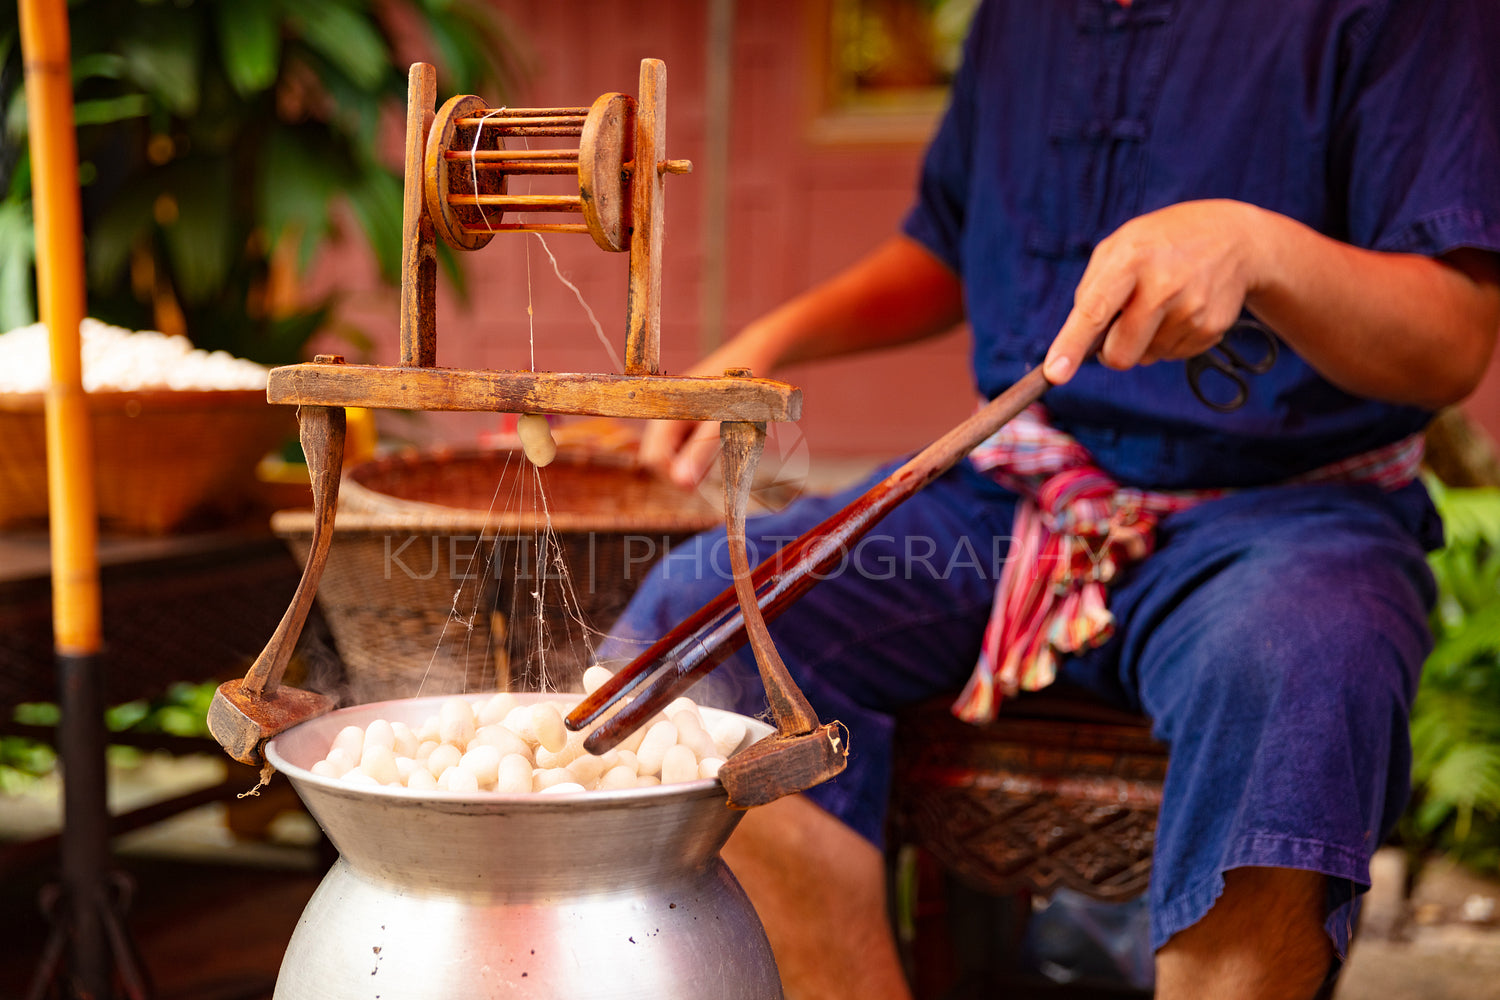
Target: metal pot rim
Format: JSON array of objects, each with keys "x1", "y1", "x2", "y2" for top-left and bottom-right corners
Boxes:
[{"x1": 265, "y1": 690, "x2": 769, "y2": 807}]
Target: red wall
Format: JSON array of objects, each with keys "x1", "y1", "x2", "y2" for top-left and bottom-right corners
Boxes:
[{"x1": 305, "y1": 0, "x2": 1500, "y2": 467}]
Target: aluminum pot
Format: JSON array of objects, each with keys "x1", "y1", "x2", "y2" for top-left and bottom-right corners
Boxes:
[{"x1": 265, "y1": 693, "x2": 782, "y2": 999}]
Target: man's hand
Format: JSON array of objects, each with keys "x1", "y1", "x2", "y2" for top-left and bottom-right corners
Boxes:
[
  {"x1": 638, "y1": 339, "x2": 774, "y2": 489},
  {"x1": 639, "y1": 420, "x2": 722, "y2": 490},
  {"x1": 1043, "y1": 201, "x2": 1260, "y2": 384},
  {"x1": 1042, "y1": 200, "x2": 1500, "y2": 409}
]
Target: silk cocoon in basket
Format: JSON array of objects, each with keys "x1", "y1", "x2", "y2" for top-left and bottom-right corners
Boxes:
[{"x1": 0, "y1": 390, "x2": 293, "y2": 533}]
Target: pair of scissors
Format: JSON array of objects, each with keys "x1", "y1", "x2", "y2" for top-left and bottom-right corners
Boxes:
[{"x1": 1184, "y1": 318, "x2": 1279, "y2": 412}]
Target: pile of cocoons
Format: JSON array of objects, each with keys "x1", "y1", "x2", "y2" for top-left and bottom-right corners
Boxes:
[
  {"x1": 0, "y1": 319, "x2": 269, "y2": 393},
  {"x1": 308, "y1": 666, "x2": 749, "y2": 795}
]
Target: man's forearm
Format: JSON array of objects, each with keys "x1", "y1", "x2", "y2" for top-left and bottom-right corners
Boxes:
[
  {"x1": 1245, "y1": 209, "x2": 1500, "y2": 410},
  {"x1": 639, "y1": 234, "x2": 968, "y2": 485},
  {"x1": 731, "y1": 235, "x2": 967, "y2": 376}
]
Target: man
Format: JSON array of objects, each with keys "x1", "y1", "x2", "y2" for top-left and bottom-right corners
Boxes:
[{"x1": 604, "y1": 2, "x2": 1500, "y2": 997}]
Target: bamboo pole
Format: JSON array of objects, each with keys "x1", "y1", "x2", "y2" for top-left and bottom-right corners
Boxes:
[
  {"x1": 20, "y1": 0, "x2": 99, "y2": 655},
  {"x1": 19, "y1": 2, "x2": 113, "y2": 996}
]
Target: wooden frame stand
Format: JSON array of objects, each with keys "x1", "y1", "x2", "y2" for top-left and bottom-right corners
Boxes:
[{"x1": 213, "y1": 59, "x2": 806, "y2": 767}]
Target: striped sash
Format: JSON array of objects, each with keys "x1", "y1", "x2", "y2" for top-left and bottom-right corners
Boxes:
[{"x1": 955, "y1": 406, "x2": 1425, "y2": 723}]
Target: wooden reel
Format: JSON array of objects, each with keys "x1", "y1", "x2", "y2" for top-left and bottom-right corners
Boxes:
[
  {"x1": 424, "y1": 91, "x2": 642, "y2": 253},
  {"x1": 412, "y1": 59, "x2": 686, "y2": 376},
  {"x1": 266, "y1": 58, "x2": 798, "y2": 424}
]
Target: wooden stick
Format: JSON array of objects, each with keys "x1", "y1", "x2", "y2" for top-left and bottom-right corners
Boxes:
[
  {"x1": 714, "y1": 418, "x2": 849, "y2": 807},
  {"x1": 447, "y1": 149, "x2": 581, "y2": 160},
  {"x1": 457, "y1": 115, "x2": 586, "y2": 127},
  {"x1": 721, "y1": 420, "x2": 821, "y2": 736},
  {"x1": 266, "y1": 363, "x2": 803, "y2": 422},
  {"x1": 399, "y1": 63, "x2": 438, "y2": 367},
  {"x1": 447, "y1": 194, "x2": 583, "y2": 210},
  {"x1": 250, "y1": 407, "x2": 344, "y2": 698},
  {"x1": 470, "y1": 106, "x2": 592, "y2": 117},
  {"x1": 461, "y1": 223, "x2": 591, "y2": 235},
  {"x1": 207, "y1": 405, "x2": 343, "y2": 764},
  {"x1": 465, "y1": 163, "x2": 581, "y2": 175},
  {"x1": 570, "y1": 365, "x2": 1054, "y2": 749},
  {"x1": 625, "y1": 58, "x2": 668, "y2": 375},
  {"x1": 457, "y1": 126, "x2": 584, "y2": 137}
]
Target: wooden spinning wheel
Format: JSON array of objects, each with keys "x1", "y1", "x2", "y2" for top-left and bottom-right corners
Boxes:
[{"x1": 208, "y1": 60, "x2": 840, "y2": 796}]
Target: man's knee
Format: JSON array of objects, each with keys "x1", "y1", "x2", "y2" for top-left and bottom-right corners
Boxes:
[{"x1": 1142, "y1": 537, "x2": 1429, "y2": 732}]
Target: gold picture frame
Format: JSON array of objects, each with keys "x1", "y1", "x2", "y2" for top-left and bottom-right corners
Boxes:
[{"x1": 807, "y1": 0, "x2": 978, "y2": 145}]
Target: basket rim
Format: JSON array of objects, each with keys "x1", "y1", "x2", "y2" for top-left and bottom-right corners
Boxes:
[
  {"x1": 270, "y1": 507, "x2": 722, "y2": 534},
  {"x1": 274, "y1": 444, "x2": 726, "y2": 534}
]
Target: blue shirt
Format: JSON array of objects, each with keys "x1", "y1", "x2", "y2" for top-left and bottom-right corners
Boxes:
[{"x1": 904, "y1": 0, "x2": 1500, "y2": 490}]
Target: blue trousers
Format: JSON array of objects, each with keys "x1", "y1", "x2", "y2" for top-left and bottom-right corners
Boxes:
[{"x1": 601, "y1": 459, "x2": 1440, "y2": 954}]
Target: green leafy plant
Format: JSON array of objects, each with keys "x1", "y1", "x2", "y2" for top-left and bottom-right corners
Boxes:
[
  {"x1": 0, "y1": 733, "x2": 57, "y2": 794},
  {"x1": 1400, "y1": 479, "x2": 1500, "y2": 871},
  {"x1": 1, "y1": 681, "x2": 223, "y2": 791},
  {"x1": 0, "y1": 0, "x2": 519, "y2": 362}
]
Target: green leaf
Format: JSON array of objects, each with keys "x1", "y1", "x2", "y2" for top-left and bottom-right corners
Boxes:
[
  {"x1": 105, "y1": 700, "x2": 150, "y2": 732},
  {"x1": 1428, "y1": 743, "x2": 1500, "y2": 816},
  {"x1": 106, "y1": 744, "x2": 144, "y2": 769},
  {"x1": 1425, "y1": 604, "x2": 1500, "y2": 677},
  {"x1": 307, "y1": 55, "x2": 386, "y2": 148},
  {"x1": 266, "y1": 305, "x2": 333, "y2": 363},
  {"x1": 426, "y1": 240, "x2": 467, "y2": 302},
  {"x1": 0, "y1": 198, "x2": 36, "y2": 330},
  {"x1": 6, "y1": 86, "x2": 29, "y2": 141},
  {"x1": 118, "y1": 12, "x2": 203, "y2": 117},
  {"x1": 257, "y1": 125, "x2": 345, "y2": 272},
  {"x1": 1413, "y1": 690, "x2": 1489, "y2": 771},
  {"x1": 167, "y1": 680, "x2": 220, "y2": 713},
  {"x1": 423, "y1": 0, "x2": 523, "y2": 96},
  {"x1": 424, "y1": 9, "x2": 481, "y2": 95},
  {"x1": 70, "y1": 52, "x2": 129, "y2": 85},
  {"x1": 343, "y1": 164, "x2": 404, "y2": 282},
  {"x1": 158, "y1": 159, "x2": 235, "y2": 304},
  {"x1": 215, "y1": 0, "x2": 282, "y2": 97},
  {"x1": 14, "y1": 702, "x2": 60, "y2": 726},
  {"x1": 86, "y1": 176, "x2": 159, "y2": 290},
  {"x1": 291, "y1": 0, "x2": 390, "y2": 92},
  {"x1": 0, "y1": 736, "x2": 57, "y2": 780},
  {"x1": 72, "y1": 94, "x2": 153, "y2": 128},
  {"x1": 1431, "y1": 545, "x2": 1499, "y2": 618},
  {"x1": 1412, "y1": 796, "x2": 1456, "y2": 837},
  {"x1": 1435, "y1": 486, "x2": 1500, "y2": 548},
  {"x1": 155, "y1": 704, "x2": 208, "y2": 737},
  {"x1": 3, "y1": 0, "x2": 519, "y2": 378},
  {"x1": 6, "y1": 152, "x2": 31, "y2": 202}
]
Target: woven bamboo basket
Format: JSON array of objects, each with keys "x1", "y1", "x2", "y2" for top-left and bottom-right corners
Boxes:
[
  {"x1": 272, "y1": 446, "x2": 725, "y2": 704},
  {"x1": 0, "y1": 390, "x2": 294, "y2": 533}
]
